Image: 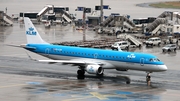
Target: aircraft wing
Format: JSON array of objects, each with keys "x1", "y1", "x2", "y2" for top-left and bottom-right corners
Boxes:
[{"x1": 38, "y1": 59, "x2": 104, "y2": 66}]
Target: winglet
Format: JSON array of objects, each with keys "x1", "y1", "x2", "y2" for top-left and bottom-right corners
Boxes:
[{"x1": 24, "y1": 17, "x2": 49, "y2": 44}]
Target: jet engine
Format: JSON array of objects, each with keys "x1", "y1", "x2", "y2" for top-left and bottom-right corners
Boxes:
[{"x1": 85, "y1": 65, "x2": 104, "y2": 75}]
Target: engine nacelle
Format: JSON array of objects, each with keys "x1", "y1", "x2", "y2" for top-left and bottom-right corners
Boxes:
[{"x1": 85, "y1": 65, "x2": 104, "y2": 75}]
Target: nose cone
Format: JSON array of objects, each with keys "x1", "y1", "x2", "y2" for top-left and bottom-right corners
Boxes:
[{"x1": 159, "y1": 65, "x2": 168, "y2": 71}]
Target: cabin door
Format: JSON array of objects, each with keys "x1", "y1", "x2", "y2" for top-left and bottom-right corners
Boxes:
[
  {"x1": 140, "y1": 58, "x2": 144, "y2": 66},
  {"x1": 94, "y1": 53, "x2": 98, "y2": 59},
  {"x1": 45, "y1": 48, "x2": 50, "y2": 56}
]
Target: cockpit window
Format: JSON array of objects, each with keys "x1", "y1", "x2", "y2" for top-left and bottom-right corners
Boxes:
[
  {"x1": 149, "y1": 58, "x2": 161, "y2": 62},
  {"x1": 156, "y1": 58, "x2": 160, "y2": 61}
]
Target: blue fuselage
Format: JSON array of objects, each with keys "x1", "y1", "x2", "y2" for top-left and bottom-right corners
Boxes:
[{"x1": 25, "y1": 44, "x2": 167, "y2": 72}]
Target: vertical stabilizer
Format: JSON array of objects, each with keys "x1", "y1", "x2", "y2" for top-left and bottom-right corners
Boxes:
[{"x1": 24, "y1": 17, "x2": 48, "y2": 44}]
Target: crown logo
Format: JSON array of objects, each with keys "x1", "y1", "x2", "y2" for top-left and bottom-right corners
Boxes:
[
  {"x1": 29, "y1": 27, "x2": 34, "y2": 31},
  {"x1": 26, "y1": 27, "x2": 36, "y2": 35}
]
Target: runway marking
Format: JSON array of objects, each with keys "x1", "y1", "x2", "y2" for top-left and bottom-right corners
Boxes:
[
  {"x1": 0, "y1": 73, "x2": 53, "y2": 84},
  {"x1": 0, "y1": 66, "x2": 12, "y2": 68},
  {"x1": 0, "y1": 84, "x2": 27, "y2": 88},
  {"x1": 91, "y1": 92, "x2": 129, "y2": 100},
  {"x1": 62, "y1": 91, "x2": 129, "y2": 101},
  {"x1": 90, "y1": 92, "x2": 109, "y2": 100},
  {"x1": 62, "y1": 96, "x2": 94, "y2": 101}
]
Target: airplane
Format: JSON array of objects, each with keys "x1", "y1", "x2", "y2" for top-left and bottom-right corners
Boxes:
[{"x1": 13, "y1": 17, "x2": 168, "y2": 83}]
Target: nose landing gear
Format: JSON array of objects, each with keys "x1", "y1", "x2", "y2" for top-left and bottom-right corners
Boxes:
[{"x1": 146, "y1": 73, "x2": 151, "y2": 86}]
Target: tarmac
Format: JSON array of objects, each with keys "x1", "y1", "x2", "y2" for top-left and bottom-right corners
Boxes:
[
  {"x1": 1, "y1": 0, "x2": 180, "y2": 100},
  {"x1": 0, "y1": 21, "x2": 180, "y2": 101},
  {"x1": 0, "y1": 56, "x2": 180, "y2": 101}
]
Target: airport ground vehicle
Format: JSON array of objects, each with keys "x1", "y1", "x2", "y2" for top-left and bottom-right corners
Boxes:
[
  {"x1": 162, "y1": 44, "x2": 177, "y2": 52},
  {"x1": 111, "y1": 41, "x2": 129, "y2": 50},
  {"x1": 145, "y1": 37, "x2": 161, "y2": 46}
]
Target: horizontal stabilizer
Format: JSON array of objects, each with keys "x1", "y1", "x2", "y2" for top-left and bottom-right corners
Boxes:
[{"x1": 5, "y1": 44, "x2": 22, "y2": 48}]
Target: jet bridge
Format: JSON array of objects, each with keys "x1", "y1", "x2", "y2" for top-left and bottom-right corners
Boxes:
[
  {"x1": 37, "y1": 5, "x2": 54, "y2": 21},
  {"x1": 114, "y1": 16, "x2": 135, "y2": 33},
  {"x1": 61, "y1": 10, "x2": 72, "y2": 23},
  {"x1": 101, "y1": 15, "x2": 114, "y2": 27},
  {"x1": 101, "y1": 15, "x2": 135, "y2": 28},
  {"x1": 0, "y1": 11, "x2": 13, "y2": 26},
  {"x1": 158, "y1": 11, "x2": 172, "y2": 19},
  {"x1": 121, "y1": 16, "x2": 135, "y2": 29},
  {"x1": 126, "y1": 34, "x2": 142, "y2": 47},
  {"x1": 117, "y1": 34, "x2": 142, "y2": 47},
  {"x1": 145, "y1": 11, "x2": 172, "y2": 34},
  {"x1": 37, "y1": 5, "x2": 73, "y2": 23},
  {"x1": 146, "y1": 18, "x2": 167, "y2": 33},
  {"x1": 37, "y1": 6, "x2": 49, "y2": 17}
]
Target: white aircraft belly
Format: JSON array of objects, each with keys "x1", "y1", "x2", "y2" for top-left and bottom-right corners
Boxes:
[{"x1": 40, "y1": 53, "x2": 116, "y2": 69}]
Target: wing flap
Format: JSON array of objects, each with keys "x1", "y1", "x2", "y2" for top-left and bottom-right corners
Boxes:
[
  {"x1": 38, "y1": 60, "x2": 104, "y2": 66},
  {"x1": 38, "y1": 60, "x2": 86, "y2": 65}
]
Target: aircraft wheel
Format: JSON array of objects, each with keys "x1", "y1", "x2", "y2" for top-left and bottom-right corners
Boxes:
[
  {"x1": 77, "y1": 75, "x2": 85, "y2": 79},
  {"x1": 146, "y1": 73, "x2": 151, "y2": 86},
  {"x1": 77, "y1": 69, "x2": 85, "y2": 76},
  {"x1": 126, "y1": 81, "x2": 130, "y2": 84}
]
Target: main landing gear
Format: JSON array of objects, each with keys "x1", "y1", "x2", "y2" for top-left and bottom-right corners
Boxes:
[
  {"x1": 77, "y1": 69, "x2": 85, "y2": 79},
  {"x1": 146, "y1": 73, "x2": 151, "y2": 86}
]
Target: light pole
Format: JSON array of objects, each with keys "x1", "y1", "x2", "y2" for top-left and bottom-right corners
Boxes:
[
  {"x1": 82, "y1": 8, "x2": 86, "y2": 42},
  {"x1": 5, "y1": 7, "x2": 7, "y2": 14},
  {"x1": 100, "y1": 0, "x2": 103, "y2": 23},
  {"x1": 76, "y1": 7, "x2": 91, "y2": 42}
]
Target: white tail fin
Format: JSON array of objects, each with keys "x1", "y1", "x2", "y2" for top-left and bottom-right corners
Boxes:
[{"x1": 24, "y1": 17, "x2": 48, "y2": 44}]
